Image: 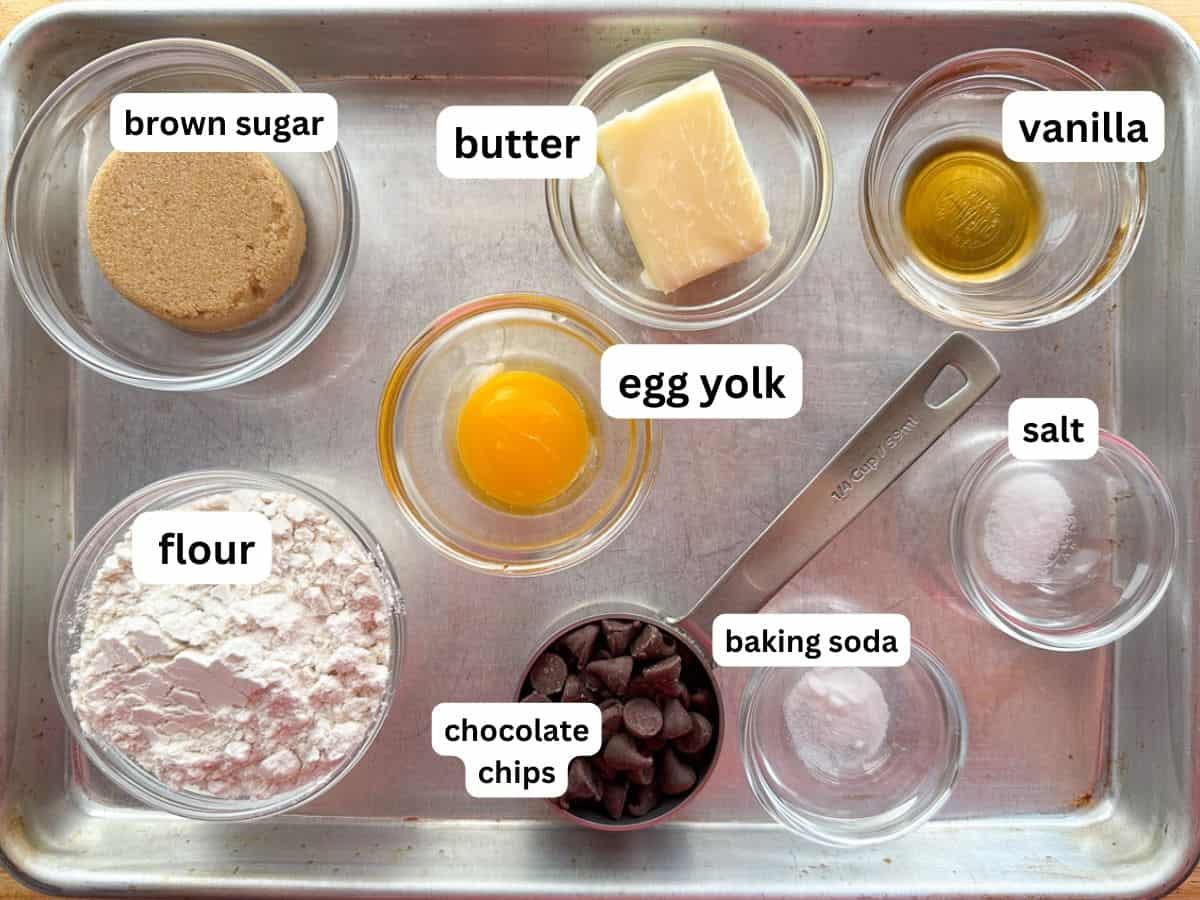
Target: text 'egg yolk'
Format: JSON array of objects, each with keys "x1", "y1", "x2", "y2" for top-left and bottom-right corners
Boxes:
[{"x1": 456, "y1": 370, "x2": 591, "y2": 510}]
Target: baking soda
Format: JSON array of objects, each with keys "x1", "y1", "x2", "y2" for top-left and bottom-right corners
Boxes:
[
  {"x1": 69, "y1": 490, "x2": 394, "y2": 800},
  {"x1": 784, "y1": 667, "x2": 890, "y2": 778}
]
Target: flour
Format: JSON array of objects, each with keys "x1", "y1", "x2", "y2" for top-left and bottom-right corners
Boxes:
[
  {"x1": 983, "y1": 471, "x2": 1076, "y2": 584},
  {"x1": 68, "y1": 489, "x2": 394, "y2": 800},
  {"x1": 784, "y1": 667, "x2": 891, "y2": 778}
]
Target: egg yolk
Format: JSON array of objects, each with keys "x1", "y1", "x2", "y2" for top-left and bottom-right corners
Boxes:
[{"x1": 456, "y1": 370, "x2": 592, "y2": 510}]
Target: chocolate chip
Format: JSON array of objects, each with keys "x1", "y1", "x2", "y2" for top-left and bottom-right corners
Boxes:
[
  {"x1": 624, "y1": 675, "x2": 656, "y2": 699},
  {"x1": 630, "y1": 764, "x2": 655, "y2": 786},
  {"x1": 690, "y1": 688, "x2": 715, "y2": 715},
  {"x1": 602, "y1": 780, "x2": 628, "y2": 819},
  {"x1": 638, "y1": 734, "x2": 667, "y2": 753},
  {"x1": 593, "y1": 755, "x2": 619, "y2": 781},
  {"x1": 601, "y1": 619, "x2": 639, "y2": 656},
  {"x1": 599, "y1": 700, "x2": 624, "y2": 739},
  {"x1": 520, "y1": 691, "x2": 550, "y2": 703},
  {"x1": 564, "y1": 757, "x2": 601, "y2": 802},
  {"x1": 586, "y1": 655, "x2": 633, "y2": 697},
  {"x1": 641, "y1": 655, "x2": 682, "y2": 694},
  {"x1": 627, "y1": 783, "x2": 660, "y2": 817},
  {"x1": 660, "y1": 748, "x2": 697, "y2": 796},
  {"x1": 604, "y1": 732, "x2": 652, "y2": 772},
  {"x1": 560, "y1": 674, "x2": 585, "y2": 703},
  {"x1": 674, "y1": 712, "x2": 713, "y2": 754},
  {"x1": 560, "y1": 623, "x2": 599, "y2": 668},
  {"x1": 631, "y1": 624, "x2": 676, "y2": 662},
  {"x1": 529, "y1": 652, "x2": 568, "y2": 696},
  {"x1": 622, "y1": 697, "x2": 663, "y2": 739},
  {"x1": 661, "y1": 698, "x2": 693, "y2": 739},
  {"x1": 581, "y1": 666, "x2": 609, "y2": 697}
]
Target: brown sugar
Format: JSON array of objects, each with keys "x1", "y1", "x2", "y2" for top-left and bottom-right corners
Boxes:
[{"x1": 86, "y1": 151, "x2": 307, "y2": 333}]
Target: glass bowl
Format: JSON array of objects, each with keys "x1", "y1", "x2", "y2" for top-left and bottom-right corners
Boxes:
[
  {"x1": 49, "y1": 470, "x2": 403, "y2": 820},
  {"x1": 739, "y1": 643, "x2": 967, "y2": 847},
  {"x1": 547, "y1": 39, "x2": 832, "y2": 331},
  {"x1": 4, "y1": 38, "x2": 358, "y2": 391},
  {"x1": 950, "y1": 430, "x2": 1178, "y2": 651},
  {"x1": 860, "y1": 49, "x2": 1146, "y2": 331},
  {"x1": 378, "y1": 292, "x2": 658, "y2": 576}
]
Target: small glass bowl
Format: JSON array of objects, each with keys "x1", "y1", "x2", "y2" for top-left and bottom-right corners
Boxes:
[
  {"x1": 547, "y1": 39, "x2": 832, "y2": 331},
  {"x1": 950, "y1": 431, "x2": 1178, "y2": 651},
  {"x1": 4, "y1": 38, "x2": 358, "y2": 391},
  {"x1": 860, "y1": 49, "x2": 1146, "y2": 331},
  {"x1": 740, "y1": 644, "x2": 966, "y2": 847},
  {"x1": 378, "y1": 293, "x2": 658, "y2": 576},
  {"x1": 49, "y1": 470, "x2": 403, "y2": 820}
]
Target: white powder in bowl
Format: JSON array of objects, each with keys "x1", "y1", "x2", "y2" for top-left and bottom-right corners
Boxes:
[
  {"x1": 784, "y1": 667, "x2": 890, "y2": 778},
  {"x1": 982, "y1": 471, "x2": 1076, "y2": 585},
  {"x1": 68, "y1": 489, "x2": 394, "y2": 801}
]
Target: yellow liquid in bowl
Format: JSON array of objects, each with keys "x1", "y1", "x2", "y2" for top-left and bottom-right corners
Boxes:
[
  {"x1": 901, "y1": 141, "x2": 1042, "y2": 281},
  {"x1": 456, "y1": 370, "x2": 592, "y2": 510}
]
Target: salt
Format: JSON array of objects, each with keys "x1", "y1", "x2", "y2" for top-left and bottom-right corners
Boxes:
[{"x1": 982, "y1": 472, "x2": 1076, "y2": 584}]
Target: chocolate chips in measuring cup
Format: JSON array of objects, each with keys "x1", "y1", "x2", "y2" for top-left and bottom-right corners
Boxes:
[{"x1": 520, "y1": 619, "x2": 718, "y2": 822}]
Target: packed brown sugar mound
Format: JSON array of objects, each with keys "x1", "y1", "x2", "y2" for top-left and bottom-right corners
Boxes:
[{"x1": 86, "y1": 151, "x2": 306, "y2": 332}]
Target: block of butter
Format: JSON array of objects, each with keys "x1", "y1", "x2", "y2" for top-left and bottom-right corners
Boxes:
[{"x1": 596, "y1": 71, "x2": 771, "y2": 293}]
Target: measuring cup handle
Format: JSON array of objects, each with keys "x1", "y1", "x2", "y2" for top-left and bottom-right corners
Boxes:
[{"x1": 678, "y1": 331, "x2": 1001, "y2": 639}]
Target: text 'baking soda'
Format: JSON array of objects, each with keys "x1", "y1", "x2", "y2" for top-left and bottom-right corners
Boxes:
[
  {"x1": 431, "y1": 703, "x2": 602, "y2": 797},
  {"x1": 713, "y1": 614, "x2": 912, "y2": 667},
  {"x1": 1001, "y1": 91, "x2": 1163, "y2": 162},
  {"x1": 1008, "y1": 397, "x2": 1100, "y2": 460},
  {"x1": 130, "y1": 510, "x2": 273, "y2": 584},
  {"x1": 436, "y1": 106, "x2": 597, "y2": 178},
  {"x1": 601, "y1": 344, "x2": 803, "y2": 419},
  {"x1": 111, "y1": 93, "x2": 338, "y2": 152}
]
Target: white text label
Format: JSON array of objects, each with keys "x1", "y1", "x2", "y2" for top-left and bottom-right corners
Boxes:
[
  {"x1": 1002, "y1": 91, "x2": 1163, "y2": 162},
  {"x1": 601, "y1": 344, "x2": 803, "y2": 419},
  {"x1": 431, "y1": 702, "x2": 601, "y2": 798},
  {"x1": 111, "y1": 92, "x2": 338, "y2": 152},
  {"x1": 131, "y1": 511, "x2": 273, "y2": 584}
]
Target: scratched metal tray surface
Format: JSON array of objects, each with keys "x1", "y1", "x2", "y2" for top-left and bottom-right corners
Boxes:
[{"x1": 0, "y1": 1, "x2": 1197, "y2": 897}]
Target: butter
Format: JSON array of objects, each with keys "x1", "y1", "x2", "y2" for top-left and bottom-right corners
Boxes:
[{"x1": 596, "y1": 71, "x2": 771, "y2": 293}]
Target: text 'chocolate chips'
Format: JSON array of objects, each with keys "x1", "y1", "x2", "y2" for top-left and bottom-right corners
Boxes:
[{"x1": 521, "y1": 617, "x2": 719, "y2": 823}]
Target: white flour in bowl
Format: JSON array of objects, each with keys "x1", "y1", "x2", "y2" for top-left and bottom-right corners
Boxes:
[{"x1": 68, "y1": 489, "x2": 394, "y2": 800}]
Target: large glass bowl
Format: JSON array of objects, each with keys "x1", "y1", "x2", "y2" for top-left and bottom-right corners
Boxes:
[
  {"x1": 860, "y1": 49, "x2": 1146, "y2": 331},
  {"x1": 740, "y1": 643, "x2": 967, "y2": 847},
  {"x1": 5, "y1": 38, "x2": 357, "y2": 390},
  {"x1": 378, "y1": 292, "x2": 658, "y2": 576},
  {"x1": 950, "y1": 431, "x2": 1177, "y2": 651},
  {"x1": 49, "y1": 470, "x2": 403, "y2": 820},
  {"x1": 547, "y1": 39, "x2": 832, "y2": 331}
]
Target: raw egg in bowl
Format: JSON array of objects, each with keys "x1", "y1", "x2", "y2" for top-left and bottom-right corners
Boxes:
[
  {"x1": 456, "y1": 369, "x2": 593, "y2": 511},
  {"x1": 378, "y1": 293, "x2": 658, "y2": 576}
]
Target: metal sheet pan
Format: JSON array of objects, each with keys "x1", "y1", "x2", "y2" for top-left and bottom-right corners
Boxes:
[{"x1": 0, "y1": 1, "x2": 1197, "y2": 896}]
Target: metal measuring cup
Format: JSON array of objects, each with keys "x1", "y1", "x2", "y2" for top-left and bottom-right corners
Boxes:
[{"x1": 516, "y1": 332, "x2": 1000, "y2": 830}]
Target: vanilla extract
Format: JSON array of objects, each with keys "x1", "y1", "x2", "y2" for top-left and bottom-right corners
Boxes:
[{"x1": 901, "y1": 140, "x2": 1041, "y2": 281}]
